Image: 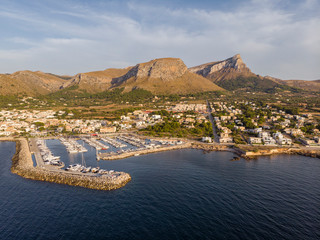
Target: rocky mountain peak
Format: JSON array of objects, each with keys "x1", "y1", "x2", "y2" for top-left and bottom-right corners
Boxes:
[
  {"x1": 137, "y1": 58, "x2": 187, "y2": 80},
  {"x1": 230, "y1": 54, "x2": 247, "y2": 71},
  {"x1": 189, "y1": 54, "x2": 251, "y2": 77}
]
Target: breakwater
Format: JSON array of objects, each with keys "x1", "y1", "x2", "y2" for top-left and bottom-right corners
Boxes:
[
  {"x1": 10, "y1": 138, "x2": 131, "y2": 191},
  {"x1": 191, "y1": 143, "x2": 232, "y2": 151},
  {"x1": 100, "y1": 142, "x2": 192, "y2": 160}
]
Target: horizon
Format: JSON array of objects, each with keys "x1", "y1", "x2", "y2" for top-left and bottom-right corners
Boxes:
[{"x1": 0, "y1": 0, "x2": 319, "y2": 80}]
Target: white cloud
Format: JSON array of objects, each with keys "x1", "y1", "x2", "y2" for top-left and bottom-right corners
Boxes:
[{"x1": 0, "y1": 0, "x2": 319, "y2": 80}]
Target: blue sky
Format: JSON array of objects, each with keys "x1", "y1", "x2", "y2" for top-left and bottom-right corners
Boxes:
[{"x1": 0, "y1": 0, "x2": 319, "y2": 80}]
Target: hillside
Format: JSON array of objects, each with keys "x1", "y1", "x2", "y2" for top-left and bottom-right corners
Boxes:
[
  {"x1": 0, "y1": 55, "x2": 317, "y2": 97},
  {"x1": 284, "y1": 80, "x2": 320, "y2": 92},
  {"x1": 110, "y1": 58, "x2": 223, "y2": 94},
  {"x1": 63, "y1": 67, "x2": 132, "y2": 93},
  {"x1": 0, "y1": 71, "x2": 68, "y2": 96}
]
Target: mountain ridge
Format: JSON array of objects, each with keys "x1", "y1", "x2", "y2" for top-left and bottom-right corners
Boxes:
[{"x1": 0, "y1": 55, "x2": 318, "y2": 96}]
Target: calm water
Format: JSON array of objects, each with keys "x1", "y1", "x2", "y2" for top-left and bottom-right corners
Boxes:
[{"x1": 0, "y1": 141, "x2": 320, "y2": 240}]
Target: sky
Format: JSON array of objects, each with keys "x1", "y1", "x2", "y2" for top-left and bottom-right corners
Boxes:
[{"x1": 0, "y1": 0, "x2": 319, "y2": 80}]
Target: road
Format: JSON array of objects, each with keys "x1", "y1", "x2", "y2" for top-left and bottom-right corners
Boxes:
[
  {"x1": 29, "y1": 138, "x2": 44, "y2": 168},
  {"x1": 206, "y1": 100, "x2": 219, "y2": 143}
]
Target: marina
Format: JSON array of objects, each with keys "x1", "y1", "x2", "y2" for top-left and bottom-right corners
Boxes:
[
  {"x1": 101, "y1": 137, "x2": 127, "y2": 148},
  {"x1": 25, "y1": 137, "x2": 131, "y2": 189},
  {"x1": 117, "y1": 135, "x2": 145, "y2": 148},
  {"x1": 59, "y1": 137, "x2": 87, "y2": 153},
  {"x1": 36, "y1": 139, "x2": 64, "y2": 167},
  {"x1": 82, "y1": 137, "x2": 109, "y2": 150},
  {"x1": 33, "y1": 135, "x2": 189, "y2": 165}
]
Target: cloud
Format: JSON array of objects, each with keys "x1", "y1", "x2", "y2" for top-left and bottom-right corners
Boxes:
[{"x1": 0, "y1": 0, "x2": 319, "y2": 80}]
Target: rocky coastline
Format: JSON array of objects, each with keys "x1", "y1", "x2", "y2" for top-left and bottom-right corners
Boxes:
[
  {"x1": 10, "y1": 138, "x2": 131, "y2": 191},
  {"x1": 2, "y1": 137, "x2": 319, "y2": 191},
  {"x1": 189, "y1": 142, "x2": 320, "y2": 160},
  {"x1": 234, "y1": 146, "x2": 320, "y2": 160}
]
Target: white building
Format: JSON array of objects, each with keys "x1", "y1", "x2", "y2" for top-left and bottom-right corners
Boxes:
[{"x1": 202, "y1": 137, "x2": 212, "y2": 143}]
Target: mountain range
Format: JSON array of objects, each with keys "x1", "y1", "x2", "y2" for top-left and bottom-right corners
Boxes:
[{"x1": 1, "y1": 55, "x2": 319, "y2": 96}]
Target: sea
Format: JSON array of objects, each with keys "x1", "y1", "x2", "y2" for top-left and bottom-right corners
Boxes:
[{"x1": 0, "y1": 140, "x2": 320, "y2": 240}]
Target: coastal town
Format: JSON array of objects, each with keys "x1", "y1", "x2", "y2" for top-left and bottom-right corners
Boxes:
[
  {"x1": 2, "y1": 99, "x2": 319, "y2": 191},
  {"x1": 1, "y1": 101, "x2": 319, "y2": 148}
]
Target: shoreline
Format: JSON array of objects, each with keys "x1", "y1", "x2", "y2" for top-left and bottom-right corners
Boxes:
[
  {"x1": 7, "y1": 138, "x2": 131, "y2": 191},
  {"x1": 1, "y1": 137, "x2": 319, "y2": 190},
  {"x1": 234, "y1": 145, "x2": 320, "y2": 159}
]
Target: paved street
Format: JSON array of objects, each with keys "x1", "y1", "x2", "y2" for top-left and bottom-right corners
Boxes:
[{"x1": 206, "y1": 100, "x2": 219, "y2": 143}]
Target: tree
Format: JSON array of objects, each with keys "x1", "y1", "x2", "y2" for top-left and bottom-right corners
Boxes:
[{"x1": 34, "y1": 122, "x2": 44, "y2": 127}]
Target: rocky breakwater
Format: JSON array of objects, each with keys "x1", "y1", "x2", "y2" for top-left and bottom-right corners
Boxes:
[
  {"x1": 11, "y1": 138, "x2": 131, "y2": 191},
  {"x1": 191, "y1": 143, "x2": 232, "y2": 151}
]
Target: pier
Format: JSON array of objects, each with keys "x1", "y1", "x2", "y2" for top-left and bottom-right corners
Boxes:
[
  {"x1": 101, "y1": 137, "x2": 127, "y2": 148},
  {"x1": 82, "y1": 137, "x2": 109, "y2": 150},
  {"x1": 116, "y1": 135, "x2": 145, "y2": 148},
  {"x1": 59, "y1": 137, "x2": 87, "y2": 153}
]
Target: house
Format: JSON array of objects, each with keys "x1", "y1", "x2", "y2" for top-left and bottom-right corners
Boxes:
[
  {"x1": 202, "y1": 137, "x2": 212, "y2": 143},
  {"x1": 152, "y1": 115, "x2": 162, "y2": 120},
  {"x1": 220, "y1": 132, "x2": 230, "y2": 138},
  {"x1": 219, "y1": 137, "x2": 233, "y2": 143},
  {"x1": 121, "y1": 116, "x2": 131, "y2": 121},
  {"x1": 249, "y1": 137, "x2": 262, "y2": 144},
  {"x1": 100, "y1": 126, "x2": 117, "y2": 133}
]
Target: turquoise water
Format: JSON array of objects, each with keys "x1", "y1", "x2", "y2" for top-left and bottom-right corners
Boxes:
[{"x1": 0, "y1": 141, "x2": 319, "y2": 239}]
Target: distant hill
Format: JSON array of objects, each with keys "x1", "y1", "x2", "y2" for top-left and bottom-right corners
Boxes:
[
  {"x1": 0, "y1": 55, "x2": 318, "y2": 96},
  {"x1": 284, "y1": 79, "x2": 320, "y2": 92},
  {"x1": 110, "y1": 58, "x2": 223, "y2": 94},
  {"x1": 0, "y1": 71, "x2": 68, "y2": 96},
  {"x1": 60, "y1": 58, "x2": 223, "y2": 95},
  {"x1": 189, "y1": 54, "x2": 296, "y2": 92}
]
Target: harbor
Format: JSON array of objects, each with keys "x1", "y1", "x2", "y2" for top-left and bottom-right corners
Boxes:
[
  {"x1": 31, "y1": 134, "x2": 190, "y2": 165},
  {"x1": 59, "y1": 137, "x2": 87, "y2": 153},
  {"x1": 82, "y1": 137, "x2": 109, "y2": 150},
  {"x1": 6, "y1": 136, "x2": 320, "y2": 192},
  {"x1": 13, "y1": 137, "x2": 132, "y2": 190},
  {"x1": 101, "y1": 137, "x2": 127, "y2": 148}
]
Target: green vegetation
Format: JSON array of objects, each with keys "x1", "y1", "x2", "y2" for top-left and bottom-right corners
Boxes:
[
  {"x1": 300, "y1": 123, "x2": 315, "y2": 134},
  {"x1": 0, "y1": 95, "x2": 20, "y2": 108},
  {"x1": 141, "y1": 121, "x2": 213, "y2": 138},
  {"x1": 217, "y1": 76, "x2": 278, "y2": 91},
  {"x1": 272, "y1": 105, "x2": 300, "y2": 115},
  {"x1": 217, "y1": 76, "x2": 302, "y2": 93},
  {"x1": 33, "y1": 122, "x2": 45, "y2": 127},
  {"x1": 43, "y1": 87, "x2": 153, "y2": 105}
]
